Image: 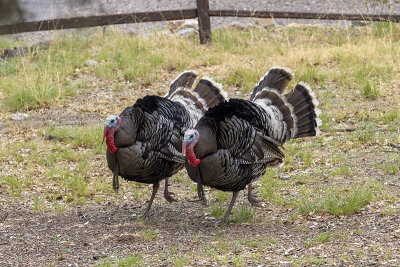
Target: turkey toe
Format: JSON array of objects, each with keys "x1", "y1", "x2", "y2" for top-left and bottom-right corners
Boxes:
[{"x1": 164, "y1": 192, "x2": 178, "y2": 203}]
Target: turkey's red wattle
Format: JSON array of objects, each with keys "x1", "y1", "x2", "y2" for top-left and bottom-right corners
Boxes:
[
  {"x1": 186, "y1": 146, "x2": 200, "y2": 167},
  {"x1": 103, "y1": 126, "x2": 118, "y2": 153},
  {"x1": 106, "y1": 134, "x2": 118, "y2": 153}
]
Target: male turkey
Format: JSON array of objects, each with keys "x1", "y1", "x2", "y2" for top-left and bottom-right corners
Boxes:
[
  {"x1": 103, "y1": 71, "x2": 227, "y2": 217},
  {"x1": 183, "y1": 66, "x2": 322, "y2": 223}
]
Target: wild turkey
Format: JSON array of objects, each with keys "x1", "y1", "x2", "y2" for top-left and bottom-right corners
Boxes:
[
  {"x1": 103, "y1": 71, "x2": 227, "y2": 217},
  {"x1": 183, "y1": 66, "x2": 322, "y2": 223}
]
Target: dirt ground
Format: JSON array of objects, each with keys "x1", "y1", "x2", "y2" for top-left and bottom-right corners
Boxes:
[{"x1": 1, "y1": 191, "x2": 400, "y2": 266}]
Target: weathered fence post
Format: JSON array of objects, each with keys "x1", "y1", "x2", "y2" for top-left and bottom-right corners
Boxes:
[{"x1": 196, "y1": 0, "x2": 212, "y2": 44}]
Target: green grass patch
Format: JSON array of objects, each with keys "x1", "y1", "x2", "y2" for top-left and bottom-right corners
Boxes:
[
  {"x1": 99, "y1": 253, "x2": 143, "y2": 267},
  {"x1": 231, "y1": 204, "x2": 258, "y2": 224},
  {"x1": 306, "y1": 231, "x2": 339, "y2": 248},
  {"x1": 383, "y1": 110, "x2": 399, "y2": 124},
  {"x1": 223, "y1": 67, "x2": 260, "y2": 93},
  {"x1": 3, "y1": 175, "x2": 23, "y2": 196},
  {"x1": 298, "y1": 186, "x2": 372, "y2": 216},
  {"x1": 361, "y1": 80, "x2": 380, "y2": 99},
  {"x1": 209, "y1": 202, "x2": 226, "y2": 218},
  {"x1": 173, "y1": 254, "x2": 192, "y2": 267},
  {"x1": 45, "y1": 124, "x2": 104, "y2": 154},
  {"x1": 138, "y1": 228, "x2": 159, "y2": 240}
]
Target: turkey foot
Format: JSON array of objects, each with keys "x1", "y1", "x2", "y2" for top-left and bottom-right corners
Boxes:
[
  {"x1": 214, "y1": 191, "x2": 239, "y2": 225},
  {"x1": 163, "y1": 178, "x2": 177, "y2": 203},
  {"x1": 248, "y1": 183, "x2": 262, "y2": 207}
]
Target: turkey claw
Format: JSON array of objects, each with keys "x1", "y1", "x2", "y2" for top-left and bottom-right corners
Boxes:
[
  {"x1": 248, "y1": 195, "x2": 263, "y2": 207},
  {"x1": 130, "y1": 212, "x2": 150, "y2": 221},
  {"x1": 164, "y1": 192, "x2": 178, "y2": 203},
  {"x1": 213, "y1": 219, "x2": 228, "y2": 226}
]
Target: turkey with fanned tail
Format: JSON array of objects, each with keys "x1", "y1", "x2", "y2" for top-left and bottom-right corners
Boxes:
[
  {"x1": 183, "y1": 66, "x2": 322, "y2": 223},
  {"x1": 103, "y1": 71, "x2": 227, "y2": 217}
]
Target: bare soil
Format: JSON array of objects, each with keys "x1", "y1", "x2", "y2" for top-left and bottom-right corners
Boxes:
[{"x1": 1, "y1": 191, "x2": 400, "y2": 266}]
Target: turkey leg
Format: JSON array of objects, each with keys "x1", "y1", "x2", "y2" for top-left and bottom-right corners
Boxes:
[
  {"x1": 196, "y1": 170, "x2": 208, "y2": 206},
  {"x1": 187, "y1": 170, "x2": 208, "y2": 205},
  {"x1": 218, "y1": 191, "x2": 239, "y2": 224},
  {"x1": 113, "y1": 159, "x2": 120, "y2": 193},
  {"x1": 163, "y1": 178, "x2": 177, "y2": 202},
  {"x1": 141, "y1": 182, "x2": 160, "y2": 218},
  {"x1": 248, "y1": 182, "x2": 262, "y2": 207}
]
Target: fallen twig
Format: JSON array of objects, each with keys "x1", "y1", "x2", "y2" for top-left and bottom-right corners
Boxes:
[
  {"x1": 383, "y1": 150, "x2": 400, "y2": 153},
  {"x1": 321, "y1": 128, "x2": 356, "y2": 133},
  {"x1": 390, "y1": 143, "x2": 400, "y2": 150},
  {"x1": 0, "y1": 211, "x2": 8, "y2": 222},
  {"x1": 42, "y1": 134, "x2": 74, "y2": 141}
]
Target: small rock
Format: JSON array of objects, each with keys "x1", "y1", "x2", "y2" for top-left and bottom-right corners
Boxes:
[
  {"x1": 286, "y1": 23, "x2": 301, "y2": 28},
  {"x1": 228, "y1": 22, "x2": 248, "y2": 30},
  {"x1": 284, "y1": 248, "x2": 294, "y2": 255},
  {"x1": 257, "y1": 18, "x2": 276, "y2": 28},
  {"x1": 167, "y1": 19, "x2": 198, "y2": 33},
  {"x1": 352, "y1": 21, "x2": 368, "y2": 27},
  {"x1": 167, "y1": 21, "x2": 184, "y2": 32},
  {"x1": 84, "y1": 59, "x2": 98, "y2": 67},
  {"x1": 10, "y1": 113, "x2": 29, "y2": 121},
  {"x1": 178, "y1": 19, "x2": 198, "y2": 31},
  {"x1": 176, "y1": 28, "x2": 196, "y2": 37}
]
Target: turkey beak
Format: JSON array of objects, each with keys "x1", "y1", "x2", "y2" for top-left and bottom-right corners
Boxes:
[{"x1": 103, "y1": 126, "x2": 110, "y2": 144}]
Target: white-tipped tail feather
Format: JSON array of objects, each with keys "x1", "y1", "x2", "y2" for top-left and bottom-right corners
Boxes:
[
  {"x1": 285, "y1": 82, "x2": 322, "y2": 138},
  {"x1": 193, "y1": 77, "x2": 228, "y2": 108},
  {"x1": 250, "y1": 66, "x2": 294, "y2": 101},
  {"x1": 166, "y1": 70, "x2": 198, "y2": 98},
  {"x1": 253, "y1": 87, "x2": 298, "y2": 139}
]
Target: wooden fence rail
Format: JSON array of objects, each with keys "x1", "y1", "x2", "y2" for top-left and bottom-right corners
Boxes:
[
  {"x1": 0, "y1": 0, "x2": 399, "y2": 44},
  {"x1": 0, "y1": 9, "x2": 198, "y2": 36}
]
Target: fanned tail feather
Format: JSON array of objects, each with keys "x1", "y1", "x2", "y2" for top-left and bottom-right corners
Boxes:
[
  {"x1": 252, "y1": 87, "x2": 297, "y2": 139},
  {"x1": 250, "y1": 66, "x2": 294, "y2": 101},
  {"x1": 169, "y1": 88, "x2": 207, "y2": 112},
  {"x1": 166, "y1": 70, "x2": 198, "y2": 98},
  {"x1": 193, "y1": 77, "x2": 228, "y2": 108},
  {"x1": 284, "y1": 82, "x2": 322, "y2": 138}
]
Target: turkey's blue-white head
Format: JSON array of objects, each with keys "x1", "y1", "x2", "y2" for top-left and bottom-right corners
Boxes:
[
  {"x1": 183, "y1": 129, "x2": 200, "y2": 167},
  {"x1": 103, "y1": 115, "x2": 122, "y2": 153}
]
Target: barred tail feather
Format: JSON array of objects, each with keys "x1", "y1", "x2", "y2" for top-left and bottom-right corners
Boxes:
[
  {"x1": 284, "y1": 82, "x2": 322, "y2": 138},
  {"x1": 193, "y1": 77, "x2": 228, "y2": 108},
  {"x1": 169, "y1": 88, "x2": 207, "y2": 112},
  {"x1": 166, "y1": 70, "x2": 198, "y2": 98},
  {"x1": 252, "y1": 87, "x2": 297, "y2": 139},
  {"x1": 250, "y1": 66, "x2": 294, "y2": 101}
]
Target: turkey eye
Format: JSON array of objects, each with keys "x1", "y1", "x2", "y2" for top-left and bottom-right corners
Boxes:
[
  {"x1": 190, "y1": 135, "x2": 193, "y2": 138},
  {"x1": 111, "y1": 119, "x2": 115, "y2": 123}
]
